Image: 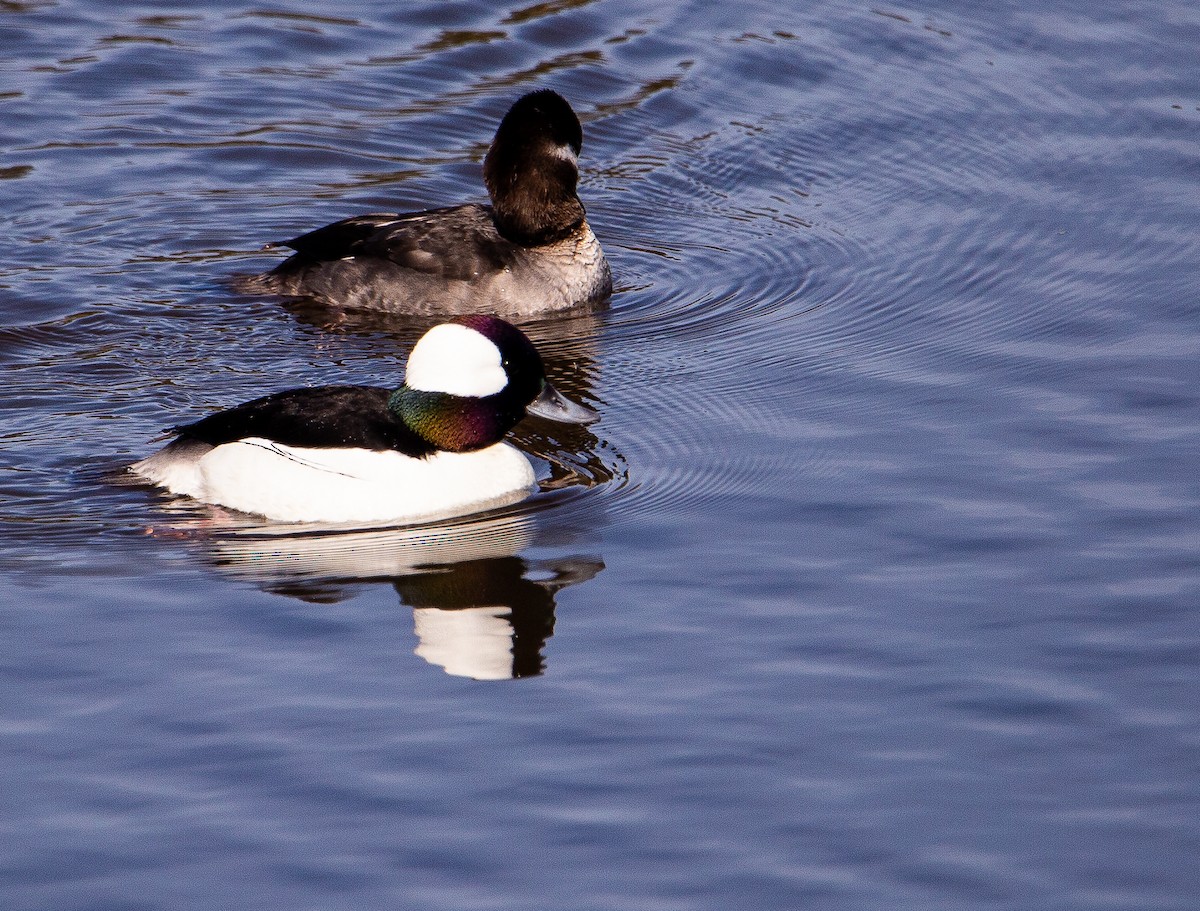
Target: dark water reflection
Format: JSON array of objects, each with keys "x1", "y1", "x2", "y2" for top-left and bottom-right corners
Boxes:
[{"x1": 2, "y1": 0, "x2": 1199, "y2": 908}]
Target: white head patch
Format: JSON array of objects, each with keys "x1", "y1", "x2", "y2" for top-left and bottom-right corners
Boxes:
[
  {"x1": 549, "y1": 141, "x2": 579, "y2": 166},
  {"x1": 405, "y1": 323, "x2": 507, "y2": 397}
]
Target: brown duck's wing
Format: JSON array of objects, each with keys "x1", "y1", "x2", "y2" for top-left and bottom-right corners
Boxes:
[{"x1": 285, "y1": 205, "x2": 520, "y2": 281}]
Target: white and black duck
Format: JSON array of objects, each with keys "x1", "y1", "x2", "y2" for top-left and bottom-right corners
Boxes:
[{"x1": 131, "y1": 315, "x2": 598, "y2": 524}]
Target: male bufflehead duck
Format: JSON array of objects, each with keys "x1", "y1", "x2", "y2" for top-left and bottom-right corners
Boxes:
[
  {"x1": 236, "y1": 90, "x2": 612, "y2": 316},
  {"x1": 130, "y1": 315, "x2": 597, "y2": 524}
]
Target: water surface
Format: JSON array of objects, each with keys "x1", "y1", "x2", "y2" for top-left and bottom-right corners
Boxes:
[{"x1": 2, "y1": 1, "x2": 1198, "y2": 908}]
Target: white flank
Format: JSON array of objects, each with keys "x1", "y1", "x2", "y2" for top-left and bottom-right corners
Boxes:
[
  {"x1": 130, "y1": 439, "x2": 211, "y2": 498},
  {"x1": 405, "y1": 323, "x2": 507, "y2": 397},
  {"x1": 133, "y1": 437, "x2": 536, "y2": 524}
]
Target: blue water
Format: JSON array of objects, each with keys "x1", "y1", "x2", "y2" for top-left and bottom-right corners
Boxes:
[{"x1": 2, "y1": 1, "x2": 1198, "y2": 908}]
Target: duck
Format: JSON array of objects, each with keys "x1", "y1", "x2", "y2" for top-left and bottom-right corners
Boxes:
[
  {"x1": 234, "y1": 90, "x2": 612, "y2": 316},
  {"x1": 130, "y1": 314, "x2": 598, "y2": 524}
]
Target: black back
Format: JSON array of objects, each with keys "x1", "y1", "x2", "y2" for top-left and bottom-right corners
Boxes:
[{"x1": 175, "y1": 386, "x2": 436, "y2": 457}]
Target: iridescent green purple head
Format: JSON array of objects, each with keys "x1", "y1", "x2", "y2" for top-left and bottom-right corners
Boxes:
[{"x1": 390, "y1": 315, "x2": 596, "y2": 453}]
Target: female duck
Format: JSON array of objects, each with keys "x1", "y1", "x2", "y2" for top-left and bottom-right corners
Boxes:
[
  {"x1": 236, "y1": 90, "x2": 611, "y2": 316},
  {"x1": 131, "y1": 315, "x2": 597, "y2": 524}
]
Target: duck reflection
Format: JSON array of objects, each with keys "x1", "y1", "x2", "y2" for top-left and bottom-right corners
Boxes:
[
  {"x1": 192, "y1": 514, "x2": 602, "y2": 680},
  {"x1": 399, "y1": 555, "x2": 602, "y2": 680}
]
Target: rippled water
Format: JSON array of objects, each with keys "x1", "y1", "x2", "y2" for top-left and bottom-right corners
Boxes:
[{"x1": 3, "y1": 1, "x2": 1199, "y2": 908}]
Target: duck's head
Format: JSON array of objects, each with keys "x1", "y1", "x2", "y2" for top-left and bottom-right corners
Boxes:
[
  {"x1": 391, "y1": 314, "x2": 597, "y2": 453},
  {"x1": 483, "y1": 89, "x2": 587, "y2": 246}
]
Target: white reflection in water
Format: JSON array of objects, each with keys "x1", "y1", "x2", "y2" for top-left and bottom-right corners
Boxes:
[
  {"x1": 413, "y1": 605, "x2": 516, "y2": 680},
  {"x1": 175, "y1": 512, "x2": 603, "y2": 679}
]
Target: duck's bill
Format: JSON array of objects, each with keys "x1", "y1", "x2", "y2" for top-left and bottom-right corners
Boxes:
[{"x1": 527, "y1": 382, "x2": 599, "y2": 425}]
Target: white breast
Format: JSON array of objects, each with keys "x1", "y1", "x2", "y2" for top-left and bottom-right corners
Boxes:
[
  {"x1": 485, "y1": 220, "x2": 610, "y2": 313},
  {"x1": 133, "y1": 437, "x2": 537, "y2": 524}
]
